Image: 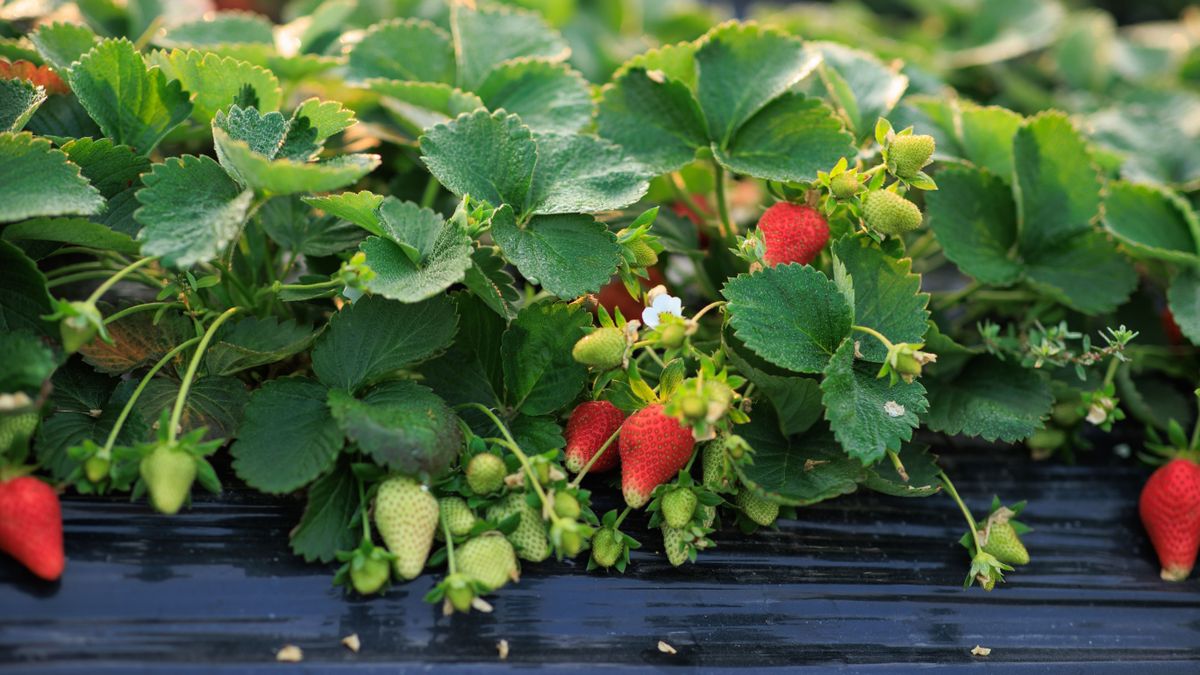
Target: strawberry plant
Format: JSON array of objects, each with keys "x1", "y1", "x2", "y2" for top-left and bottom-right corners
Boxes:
[{"x1": 0, "y1": 0, "x2": 1197, "y2": 608}]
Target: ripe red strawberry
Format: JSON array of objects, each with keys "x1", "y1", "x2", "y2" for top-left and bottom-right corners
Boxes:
[
  {"x1": 564, "y1": 400, "x2": 625, "y2": 474},
  {"x1": 756, "y1": 202, "x2": 829, "y2": 267},
  {"x1": 1140, "y1": 458, "x2": 1200, "y2": 581},
  {"x1": 0, "y1": 476, "x2": 64, "y2": 581},
  {"x1": 619, "y1": 405, "x2": 695, "y2": 508}
]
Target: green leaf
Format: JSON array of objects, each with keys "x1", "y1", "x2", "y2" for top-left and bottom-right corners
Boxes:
[
  {"x1": 722, "y1": 325, "x2": 823, "y2": 437},
  {"x1": 0, "y1": 332, "x2": 56, "y2": 395},
  {"x1": 367, "y1": 79, "x2": 483, "y2": 132},
  {"x1": 205, "y1": 316, "x2": 316, "y2": 377},
  {"x1": 476, "y1": 59, "x2": 593, "y2": 134},
  {"x1": 925, "y1": 164, "x2": 1022, "y2": 285},
  {"x1": 29, "y1": 22, "x2": 98, "y2": 72},
  {"x1": 450, "y1": 2, "x2": 570, "y2": 91},
  {"x1": 360, "y1": 199, "x2": 473, "y2": 303},
  {"x1": 417, "y1": 295, "x2": 507, "y2": 416},
  {"x1": 0, "y1": 77, "x2": 46, "y2": 132},
  {"x1": 256, "y1": 195, "x2": 363, "y2": 257},
  {"x1": 1023, "y1": 231, "x2": 1137, "y2": 315},
  {"x1": 595, "y1": 67, "x2": 707, "y2": 175},
  {"x1": 832, "y1": 236, "x2": 929, "y2": 362},
  {"x1": 735, "y1": 412, "x2": 863, "y2": 507},
  {"x1": 292, "y1": 98, "x2": 355, "y2": 145},
  {"x1": 328, "y1": 381, "x2": 462, "y2": 479},
  {"x1": 68, "y1": 38, "x2": 193, "y2": 154},
  {"x1": 60, "y1": 137, "x2": 150, "y2": 235},
  {"x1": 419, "y1": 109, "x2": 536, "y2": 212},
  {"x1": 501, "y1": 300, "x2": 591, "y2": 416},
  {"x1": 0, "y1": 131, "x2": 103, "y2": 223},
  {"x1": 311, "y1": 294, "x2": 458, "y2": 392},
  {"x1": 38, "y1": 379, "x2": 144, "y2": 481},
  {"x1": 619, "y1": 42, "x2": 698, "y2": 90},
  {"x1": 1103, "y1": 181, "x2": 1200, "y2": 264},
  {"x1": 510, "y1": 415, "x2": 565, "y2": 455},
  {"x1": 2, "y1": 217, "x2": 139, "y2": 255},
  {"x1": 134, "y1": 154, "x2": 254, "y2": 268},
  {"x1": 0, "y1": 240, "x2": 52, "y2": 338},
  {"x1": 137, "y1": 375, "x2": 249, "y2": 441},
  {"x1": 157, "y1": 12, "x2": 275, "y2": 49},
  {"x1": 957, "y1": 104, "x2": 1022, "y2": 180},
  {"x1": 230, "y1": 377, "x2": 342, "y2": 494},
  {"x1": 147, "y1": 49, "x2": 282, "y2": 122},
  {"x1": 723, "y1": 264, "x2": 853, "y2": 374},
  {"x1": 289, "y1": 459, "x2": 357, "y2": 563},
  {"x1": 527, "y1": 131, "x2": 651, "y2": 216},
  {"x1": 695, "y1": 22, "x2": 818, "y2": 147},
  {"x1": 712, "y1": 92, "x2": 854, "y2": 183},
  {"x1": 214, "y1": 104, "x2": 289, "y2": 157},
  {"x1": 1013, "y1": 112, "x2": 1101, "y2": 250},
  {"x1": 462, "y1": 246, "x2": 519, "y2": 320},
  {"x1": 345, "y1": 18, "x2": 453, "y2": 84},
  {"x1": 821, "y1": 339, "x2": 927, "y2": 465},
  {"x1": 808, "y1": 42, "x2": 907, "y2": 140},
  {"x1": 923, "y1": 355, "x2": 1052, "y2": 443},
  {"x1": 490, "y1": 205, "x2": 620, "y2": 299},
  {"x1": 1168, "y1": 268, "x2": 1200, "y2": 346},
  {"x1": 861, "y1": 443, "x2": 941, "y2": 497},
  {"x1": 303, "y1": 191, "x2": 383, "y2": 235},
  {"x1": 212, "y1": 125, "x2": 380, "y2": 196},
  {"x1": 76, "y1": 309, "x2": 189, "y2": 375}
]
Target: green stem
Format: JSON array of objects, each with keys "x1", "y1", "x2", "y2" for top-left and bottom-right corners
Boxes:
[
  {"x1": 1102, "y1": 354, "x2": 1121, "y2": 388},
  {"x1": 420, "y1": 174, "x2": 440, "y2": 210},
  {"x1": 641, "y1": 346, "x2": 665, "y2": 368},
  {"x1": 48, "y1": 270, "x2": 158, "y2": 290},
  {"x1": 167, "y1": 307, "x2": 240, "y2": 443},
  {"x1": 939, "y1": 470, "x2": 981, "y2": 553},
  {"x1": 613, "y1": 505, "x2": 632, "y2": 529},
  {"x1": 461, "y1": 403, "x2": 557, "y2": 519},
  {"x1": 690, "y1": 300, "x2": 726, "y2": 323},
  {"x1": 104, "y1": 302, "x2": 184, "y2": 325},
  {"x1": 358, "y1": 477, "x2": 372, "y2": 542},
  {"x1": 852, "y1": 324, "x2": 894, "y2": 351},
  {"x1": 100, "y1": 337, "x2": 202, "y2": 458},
  {"x1": 85, "y1": 256, "x2": 159, "y2": 305},
  {"x1": 271, "y1": 278, "x2": 341, "y2": 294},
  {"x1": 46, "y1": 261, "x2": 112, "y2": 279},
  {"x1": 442, "y1": 518, "x2": 457, "y2": 574},
  {"x1": 905, "y1": 231, "x2": 939, "y2": 260},
  {"x1": 711, "y1": 160, "x2": 734, "y2": 238},
  {"x1": 931, "y1": 280, "x2": 981, "y2": 310},
  {"x1": 887, "y1": 449, "x2": 909, "y2": 482},
  {"x1": 568, "y1": 428, "x2": 621, "y2": 489}
]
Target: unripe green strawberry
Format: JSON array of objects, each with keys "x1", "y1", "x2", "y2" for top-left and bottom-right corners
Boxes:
[
  {"x1": 661, "y1": 525, "x2": 689, "y2": 567},
  {"x1": 457, "y1": 532, "x2": 519, "y2": 591},
  {"x1": 863, "y1": 190, "x2": 923, "y2": 235},
  {"x1": 628, "y1": 240, "x2": 659, "y2": 268},
  {"x1": 661, "y1": 487, "x2": 698, "y2": 529},
  {"x1": 702, "y1": 439, "x2": 729, "y2": 490},
  {"x1": 888, "y1": 134, "x2": 936, "y2": 178},
  {"x1": 1027, "y1": 427, "x2": 1067, "y2": 454},
  {"x1": 659, "y1": 322, "x2": 686, "y2": 349},
  {"x1": 678, "y1": 392, "x2": 706, "y2": 421},
  {"x1": 737, "y1": 489, "x2": 779, "y2": 527},
  {"x1": 982, "y1": 521, "x2": 1030, "y2": 566},
  {"x1": 84, "y1": 454, "x2": 110, "y2": 483},
  {"x1": 555, "y1": 521, "x2": 585, "y2": 557},
  {"x1": 440, "y1": 497, "x2": 476, "y2": 537},
  {"x1": 591, "y1": 527, "x2": 623, "y2": 568},
  {"x1": 553, "y1": 491, "x2": 581, "y2": 519},
  {"x1": 487, "y1": 492, "x2": 550, "y2": 562},
  {"x1": 572, "y1": 327, "x2": 626, "y2": 370},
  {"x1": 0, "y1": 412, "x2": 37, "y2": 455},
  {"x1": 895, "y1": 352, "x2": 923, "y2": 380},
  {"x1": 140, "y1": 444, "x2": 197, "y2": 515},
  {"x1": 443, "y1": 573, "x2": 476, "y2": 612},
  {"x1": 830, "y1": 172, "x2": 862, "y2": 199},
  {"x1": 466, "y1": 453, "x2": 505, "y2": 495},
  {"x1": 374, "y1": 476, "x2": 439, "y2": 580},
  {"x1": 351, "y1": 555, "x2": 391, "y2": 595}
]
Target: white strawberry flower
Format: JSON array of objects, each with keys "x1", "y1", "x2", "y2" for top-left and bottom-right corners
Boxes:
[{"x1": 641, "y1": 285, "x2": 683, "y2": 329}]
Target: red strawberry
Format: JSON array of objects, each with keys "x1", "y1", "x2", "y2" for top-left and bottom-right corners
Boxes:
[
  {"x1": 619, "y1": 405, "x2": 695, "y2": 508},
  {"x1": 756, "y1": 202, "x2": 829, "y2": 267},
  {"x1": 0, "y1": 476, "x2": 64, "y2": 581},
  {"x1": 1162, "y1": 309, "x2": 1184, "y2": 346},
  {"x1": 1139, "y1": 458, "x2": 1200, "y2": 581},
  {"x1": 564, "y1": 400, "x2": 625, "y2": 474},
  {"x1": 596, "y1": 267, "x2": 666, "y2": 322}
]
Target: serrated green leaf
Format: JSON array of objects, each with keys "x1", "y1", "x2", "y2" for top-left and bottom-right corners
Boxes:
[
  {"x1": 0, "y1": 77, "x2": 46, "y2": 131},
  {"x1": 713, "y1": 91, "x2": 855, "y2": 185},
  {"x1": 256, "y1": 195, "x2": 363, "y2": 256},
  {"x1": 214, "y1": 104, "x2": 289, "y2": 157},
  {"x1": 1168, "y1": 268, "x2": 1200, "y2": 346},
  {"x1": 510, "y1": 415, "x2": 565, "y2": 455},
  {"x1": 212, "y1": 125, "x2": 380, "y2": 196},
  {"x1": 29, "y1": 22, "x2": 98, "y2": 72},
  {"x1": 61, "y1": 137, "x2": 150, "y2": 235},
  {"x1": 808, "y1": 42, "x2": 907, "y2": 140},
  {"x1": 923, "y1": 355, "x2": 1052, "y2": 443},
  {"x1": 528, "y1": 131, "x2": 651, "y2": 215},
  {"x1": 292, "y1": 98, "x2": 355, "y2": 144},
  {"x1": 134, "y1": 154, "x2": 254, "y2": 268},
  {"x1": 925, "y1": 164, "x2": 1022, "y2": 285},
  {"x1": 821, "y1": 339, "x2": 927, "y2": 465},
  {"x1": 1103, "y1": 181, "x2": 1200, "y2": 264},
  {"x1": 328, "y1": 380, "x2": 462, "y2": 479},
  {"x1": 861, "y1": 443, "x2": 941, "y2": 497},
  {"x1": 205, "y1": 316, "x2": 316, "y2": 376},
  {"x1": 147, "y1": 49, "x2": 282, "y2": 122},
  {"x1": 346, "y1": 18, "x2": 453, "y2": 84},
  {"x1": 491, "y1": 205, "x2": 620, "y2": 299},
  {"x1": 137, "y1": 375, "x2": 249, "y2": 441},
  {"x1": 735, "y1": 410, "x2": 863, "y2": 507},
  {"x1": 37, "y1": 378, "x2": 144, "y2": 480},
  {"x1": 419, "y1": 109, "x2": 536, "y2": 213},
  {"x1": 722, "y1": 325, "x2": 823, "y2": 437},
  {"x1": 957, "y1": 104, "x2": 1022, "y2": 180},
  {"x1": 157, "y1": 12, "x2": 275, "y2": 49},
  {"x1": 68, "y1": 38, "x2": 193, "y2": 154},
  {"x1": 450, "y1": 2, "x2": 570, "y2": 91},
  {"x1": 230, "y1": 377, "x2": 342, "y2": 494},
  {"x1": 24, "y1": 94, "x2": 100, "y2": 141},
  {"x1": 723, "y1": 264, "x2": 853, "y2": 374},
  {"x1": 0, "y1": 332, "x2": 56, "y2": 395},
  {"x1": 366, "y1": 79, "x2": 483, "y2": 133},
  {"x1": 476, "y1": 59, "x2": 593, "y2": 134},
  {"x1": 360, "y1": 199, "x2": 472, "y2": 303},
  {"x1": 618, "y1": 41, "x2": 698, "y2": 90},
  {"x1": 289, "y1": 459, "x2": 357, "y2": 563},
  {"x1": 595, "y1": 67, "x2": 707, "y2": 175},
  {"x1": 832, "y1": 236, "x2": 929, "y2": 362},
  {"x1": 1023, "y1": 230, "x2": 1136, "y2": 314},
  {"x1": 0, "y1": 240, "x2": 52, "y2": 338},
  {"x1": 0, "y1": 131, "x2": 103, "y2": 223},
  {"x1": 695, "y1": 22, "x2": 818, "y2": 147},
  {"x1": 501, "y1": 300, "x2": 590, "y2": 416},
  {"x1": 303, "y1": 191, "x2": 384, "y2": 235},
  {"x1": 462, "y1": 246, "x2": 519, "y2": 320},
  {"x1": 2, "y1": 217, "x2": 138, "y2": 255},
  {"x1": 1013, "y1": 112, "x2": 1101, "y2": 250},
  {"x1": 311, "y1": 294, "x2": 458, "y2": 392}
]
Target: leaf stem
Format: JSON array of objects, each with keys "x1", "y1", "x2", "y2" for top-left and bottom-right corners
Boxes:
[
  {"x1": 711, "y1": 160, "x2": 734, "y2": 239},
  {"x1": 851, "y1": 324, "x2": 894, "y2": 351},
  {"x1": 460, "y1": 403, "x2": 557, "y2": 520},
  {"x1": 568, "y1": 428, "x2": 621, "y2": 489},
  {"x1": 931, "y1": 280, "x2": 981, "y2": 310},
  {"x1": 1102, "y1": 353, "x2": 1121, "y2": 388},
  {"x1": 103, "y1": 302, "x2": 185, "y2": 325},
  {"x1": 939, "y1": 470, "x2": 981, "y2": 553},
  {"x1": 614, "y1": 506, "x2": 632, "y2": 529},
  {"x1": 99, "y1": 336, "x2": 202, "y2": 460},
  {"x1": 358, "y1": 477, "x2": 372, "y2": 542},
  {"x1": 442, "y1": 515, "x2": 457, "y2": 574},
  {"x1": 85, "y1": 256, "x2": 159, "y2": 305},
  {"x1": 690, "y1": 300, "x2": 726, "y2": 323},
  {"x1": 420, "y1": 174, "x2": 440, "y2": 210},
  {"x1": 887, "y1": 449, "x2": 909, "y2": 482},
  {"x1": 167, "y1": 307, "x2": 240, "y2": 443}
]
